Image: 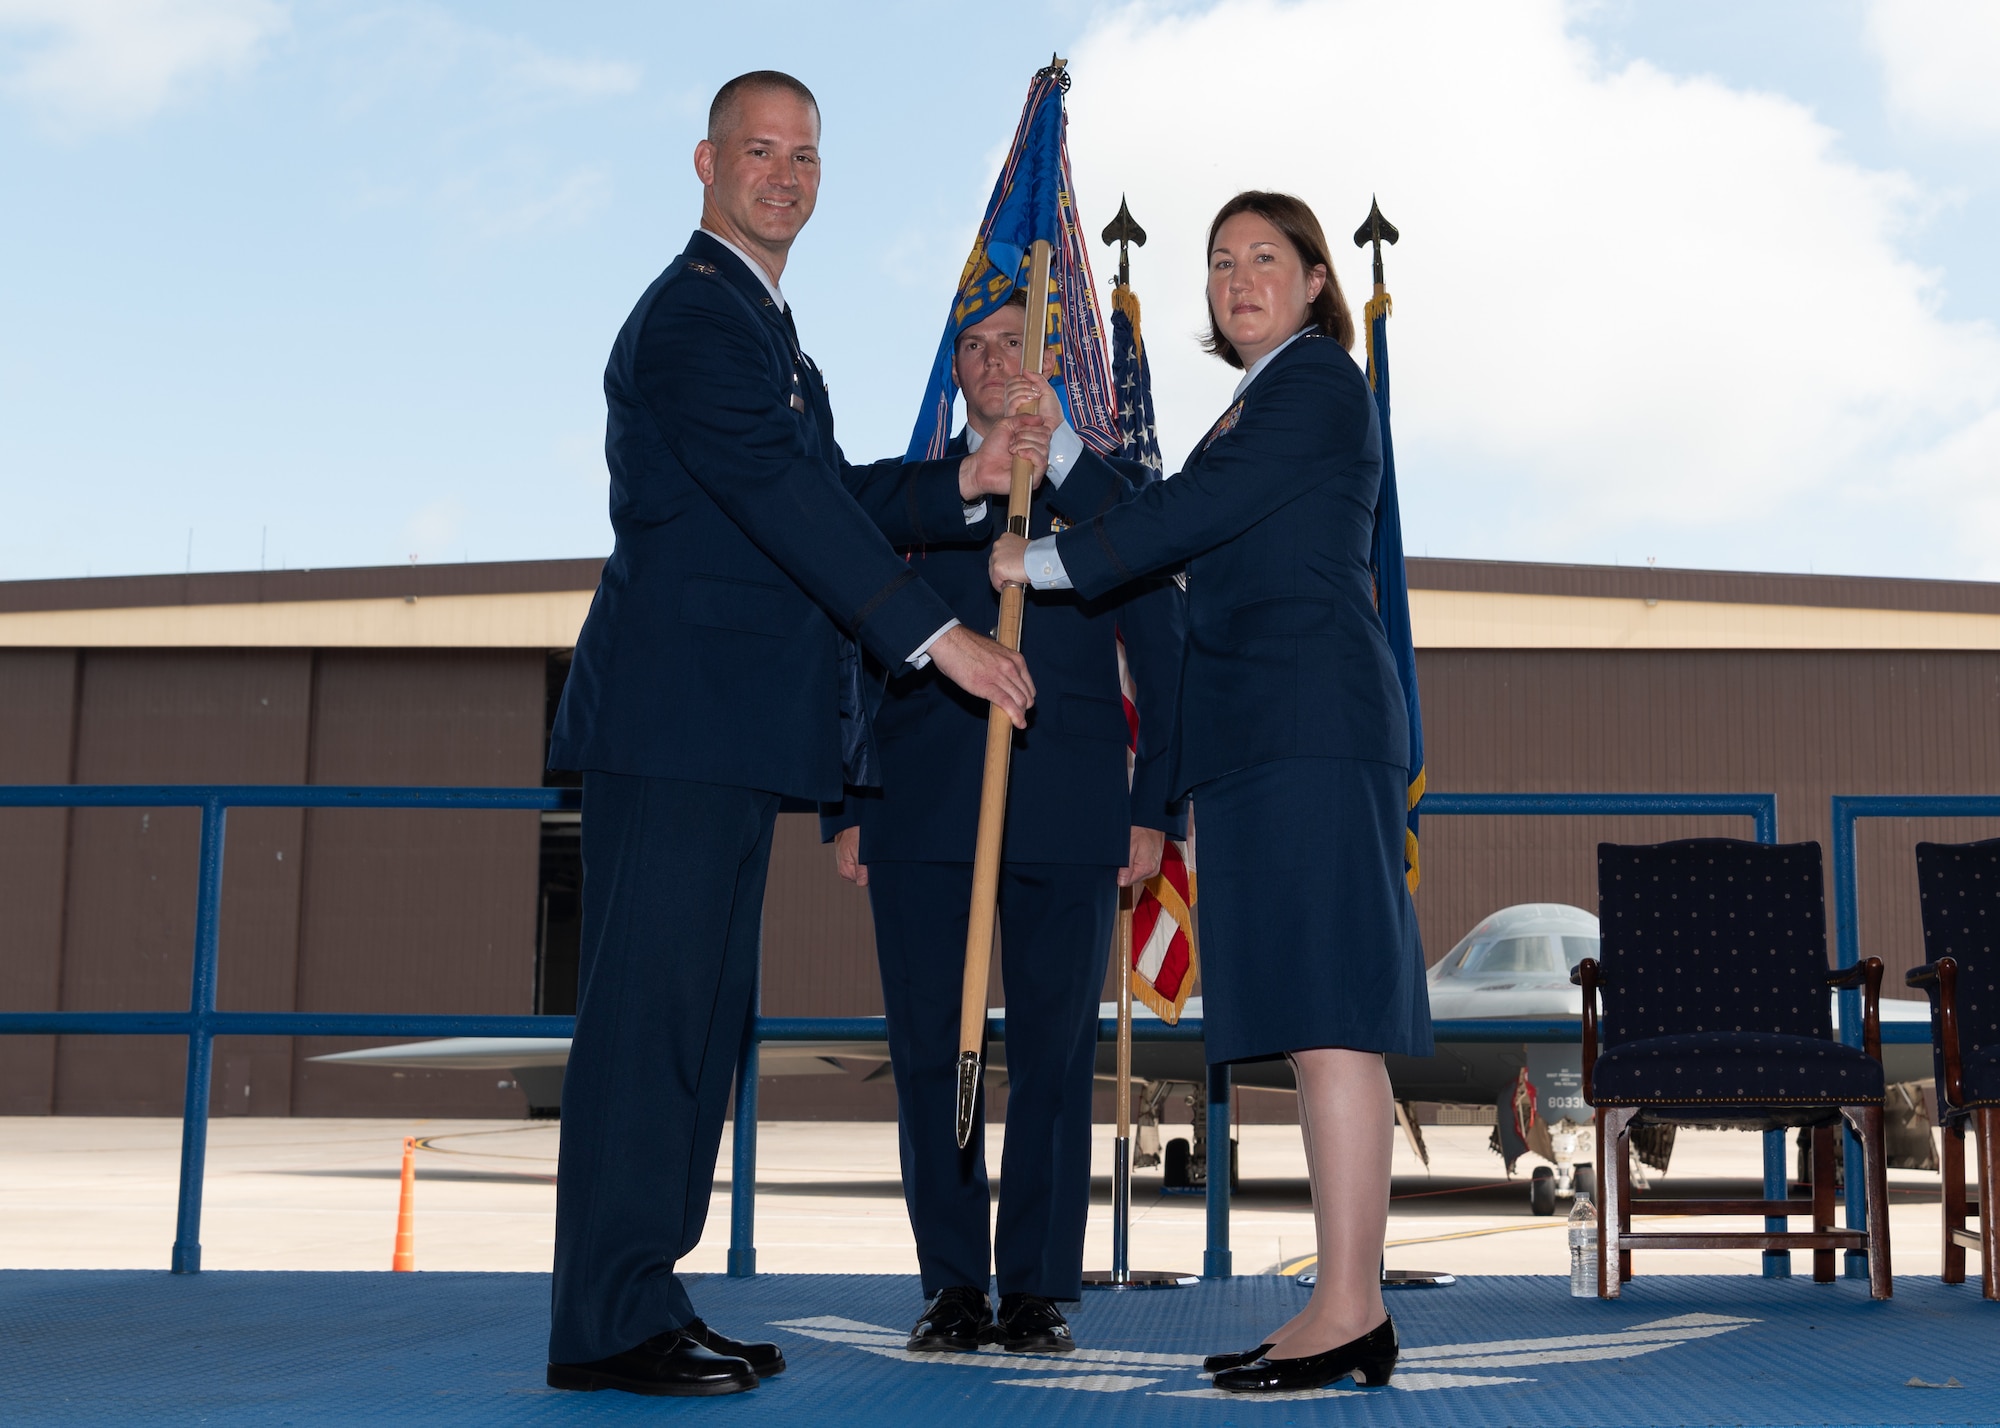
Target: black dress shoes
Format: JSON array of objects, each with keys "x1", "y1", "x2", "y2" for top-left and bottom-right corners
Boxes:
[
  {"x1": 685, "y1": 1318, "x2": 785, "y2": 1377},
  {"x1": 547, "y1": 1328, "x2": 758, "y2": 1396},
  {"x1": 1211, "y1": 1315, "x2": 1398, "y2": 1394},
  {"x1": 996, "y1": 1294, "x2": 1076, "y2": 1354},
  {"x1": 908, "y1": 1285, "x2": 992, "y2": 1352},
  {"x1": 1202, "y1": 1343, "x2": 1272, "y2": 1374}
]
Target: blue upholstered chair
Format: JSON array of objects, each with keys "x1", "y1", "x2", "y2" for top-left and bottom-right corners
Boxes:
[
  {"x1": 1572, "y1": 838, "x2": 1892, "y2": 1299},
  {"x1": 1909, "y1": 837, "x2": 2000, "y2": 1298}
]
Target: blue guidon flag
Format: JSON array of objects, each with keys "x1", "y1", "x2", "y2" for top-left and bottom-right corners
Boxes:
[
  {"x1": 904, "y1": 60, "x2": 1120, "y2": 461},
  {"x1": 1362, "y1": 286, "x2": 1427, "y2": 893}
]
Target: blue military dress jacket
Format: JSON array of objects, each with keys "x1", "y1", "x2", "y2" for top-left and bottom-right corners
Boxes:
[
  {"x1": 824, "y1": 431, "x2": 1187, "y2": 866},
  {"x1": 549, "y1": 231, "x2": 979, "y2": 801},
  {"x1": 1051, "y1": 333, "x2": 1409, "y2": 797}
]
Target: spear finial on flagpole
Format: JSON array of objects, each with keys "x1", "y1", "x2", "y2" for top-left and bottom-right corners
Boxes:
[
  {"x1": 1352, "y1": 195, "x2": 1399, "y2": 297},
  {"x1": 1101, "y1": 195, "x2": 1146, "y2": 290},
  {"x1": 1036, "y1": 53, "x2": 1072, "y2": 89}
]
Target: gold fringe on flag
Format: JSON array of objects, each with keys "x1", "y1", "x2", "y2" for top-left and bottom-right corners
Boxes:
[
  {"x1": 1363, "y1": 291, "x2": 1391, "y2": 390},
  {"x1": 1405, "y1": 767, "x2": 1425, "y2": 893},
  {"x1": 1112, "y1": 284, "x2": 1145, "y2": 361}
]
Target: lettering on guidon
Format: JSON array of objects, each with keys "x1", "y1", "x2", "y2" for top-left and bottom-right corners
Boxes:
[{"x1": 769, "y1": 1312, "x2": 1759, "y2": 1397}]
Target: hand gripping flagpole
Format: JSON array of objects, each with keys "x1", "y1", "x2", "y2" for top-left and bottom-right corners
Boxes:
[{"x1": 956, "y1": 237, "x2": 1056, "y2": 1150}]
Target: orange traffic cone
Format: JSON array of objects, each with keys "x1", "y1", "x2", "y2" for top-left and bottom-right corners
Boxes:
[{"x1": 391, "y1": 1136, "x2": 416, "y2": 1272}]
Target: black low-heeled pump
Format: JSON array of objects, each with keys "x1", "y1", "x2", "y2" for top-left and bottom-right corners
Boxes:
[
  {"x1": 1201, "y1": 1343, "x2": 1272, "y2": 1374},
  {"x1": 1211, "y1": 1315, "x2": 1398, "y2": 1394}
]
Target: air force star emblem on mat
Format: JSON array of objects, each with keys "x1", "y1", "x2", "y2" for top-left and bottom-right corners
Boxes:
[{"x1": 769, "y1": 1311, "x2": 1758, "y2": 1398}]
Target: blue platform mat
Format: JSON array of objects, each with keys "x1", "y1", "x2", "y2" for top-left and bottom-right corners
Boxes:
[{"x1": 1, "y1": 1270, "x2": 1994, "y2": 1426}]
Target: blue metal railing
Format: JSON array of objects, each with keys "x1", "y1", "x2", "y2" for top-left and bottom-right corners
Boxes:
[
  {"x1": 1420, "y1": 790, "x2": 1777, "y2": 842},
  {"x1": 1828, "y1": 794, "x2": 2000, "y2": 1278},
  {"x1": 0, "y1": 784, "x2": 583, "y2": 1271},
  {"x1": 0, "y1": 783, "x2": 1239, "y2": 1277},
  {"x1": 0, "y1": 785, "x2": 1813, "y2": 1281}
]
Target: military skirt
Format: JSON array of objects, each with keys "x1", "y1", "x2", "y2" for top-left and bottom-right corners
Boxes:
[{"x1": 1192, "y1": 755, "x2": 1433, "y2": 1065}]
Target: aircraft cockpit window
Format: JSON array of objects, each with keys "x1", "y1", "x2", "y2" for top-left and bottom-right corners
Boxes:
[
  {"x1": 1562, "y1": 935, "x2": 1599, "y2": 969},
  {"x1": 1466, "y1": 935, "x2": 1565, "y2": 975}
]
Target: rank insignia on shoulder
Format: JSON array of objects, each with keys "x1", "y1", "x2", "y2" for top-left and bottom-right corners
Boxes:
[
  {"x1": 686, "y1": 261, "x2": 717, "y2": 275},
  {"x1": 789, "y1": 394, "x2": 806, "y2": 413},
  {"x1": 1201, "y1": 398, "x2": 1246, "y2": 451}
]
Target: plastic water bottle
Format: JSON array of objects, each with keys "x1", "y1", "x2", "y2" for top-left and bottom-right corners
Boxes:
[{"x1": 1568, "y1": 1195, "x2": 1598, "y2": 1297}]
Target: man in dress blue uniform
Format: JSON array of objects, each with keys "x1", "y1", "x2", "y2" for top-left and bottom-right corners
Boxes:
[
  {"x1": 825, "y1": 298, "x2": 1186, "y2": 1355},
  {"x1": 543, "y1": 71, "x2": 1052, "y2": 1398}
]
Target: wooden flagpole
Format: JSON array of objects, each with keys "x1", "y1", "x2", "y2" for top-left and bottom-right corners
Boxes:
[{"x1": 955, "y1": 238, "x2": 1056, "y2": 1149}]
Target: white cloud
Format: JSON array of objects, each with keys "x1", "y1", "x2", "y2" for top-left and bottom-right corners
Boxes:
[
  {"x1": 437, "y1": 158, "x2": 612, "y2": 238},
  {"x1": 1064, "y1": 0, "x2": 2000, "y2": 577},
  {"x1": 498, "y1": 50, "x2": 637, "y2": 104},
  {"x1": 332, "y1": 6, "x2": 638, "y2": 119},
  {"x1": 1868, "y1": 0, "x2": 2000, "y2": 138},
  {"x1": 0, "y1": 0, "x2": 286, "y2": 134},
  {"x1": 323, "y1": 6, "x2": 638, "y2": 246},
  {"x1": 402, "y1": 497, "x2": 464, "y2": 560}
]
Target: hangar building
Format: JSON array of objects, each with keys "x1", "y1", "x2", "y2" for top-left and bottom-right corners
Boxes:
[{"x1": 2, "y1": 556, "x2": 1996, "y2": 1118}]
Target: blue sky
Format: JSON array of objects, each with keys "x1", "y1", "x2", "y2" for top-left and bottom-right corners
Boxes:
[{"x1": 3, "y1": 0, "x2": 1998, "y2": 583}]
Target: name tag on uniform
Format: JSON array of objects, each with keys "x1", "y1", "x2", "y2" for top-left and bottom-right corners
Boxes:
[{"x1": 789, "y1": 394, "x2": 806, "y2": 413}]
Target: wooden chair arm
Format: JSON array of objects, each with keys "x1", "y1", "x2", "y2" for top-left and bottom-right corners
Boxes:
[
  {"x1": 1571, "y1": 957, "x2": 1601, "y2": 1100},
  {"x1": 1826, "y1": 958, "x2": 1885, "y2": 1062},
  {"x1": 1906, "y1": 957, "x2": 1965, "y2": 1108}
]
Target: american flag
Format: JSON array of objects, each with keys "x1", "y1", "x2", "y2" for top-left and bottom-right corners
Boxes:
[
  {"x1": 1110, "y1": 281, "x2": 1196, "y2": 1022},
  {"x1": 1109, "y1": 286, "x2": 1162, "y2": 472},
  {"x1": 1117, "y1": 638, "x2": 1196, "y2": 1023}
]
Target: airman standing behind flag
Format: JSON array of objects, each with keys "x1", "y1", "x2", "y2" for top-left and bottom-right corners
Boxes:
[{"x1": 823, "y1": 62, "x2": 1186, "y2": 1357}]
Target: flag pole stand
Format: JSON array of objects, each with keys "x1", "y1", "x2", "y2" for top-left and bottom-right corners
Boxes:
[{"x1": 1084, "y1": 885, "x2": 1196, "y2": 1290}]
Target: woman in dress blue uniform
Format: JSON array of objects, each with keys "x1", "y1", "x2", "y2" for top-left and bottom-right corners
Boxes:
[{"x1": 991, "y1": 191, "x2": 1432, "y2": 1394}]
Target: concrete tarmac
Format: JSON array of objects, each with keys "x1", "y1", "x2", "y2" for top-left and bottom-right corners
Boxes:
[{"x1": 0, "y1": 1117, "x2": 1954, "y2": 1282}]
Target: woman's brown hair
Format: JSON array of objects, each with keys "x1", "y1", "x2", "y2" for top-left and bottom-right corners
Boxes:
[{"x1": 1202, "y1": 191, "x2": 1354, "y2": 367}]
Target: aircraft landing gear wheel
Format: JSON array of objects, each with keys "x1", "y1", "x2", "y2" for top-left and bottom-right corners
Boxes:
[
  {"x1": 1572, "y1": 1164, "x2": 1596, "y2": 1200},
  {"x1": 1530, "y1": 1164, "x2": 1557, "y2": 1216},
  {"x1": 1163, "y1": 1137, "x2": 1192, "y2": 1189}
]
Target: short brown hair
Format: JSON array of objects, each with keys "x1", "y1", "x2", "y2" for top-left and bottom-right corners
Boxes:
[
  {"x1": 953, "y1": 289, "x2": 1029, "y2": 349},
  {"x1": 1202, "y1": 191, "x2": 1354, "y2": 366},
  {"x1": 707, "y1": 71, "x2": 819, "y2": 144}
]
